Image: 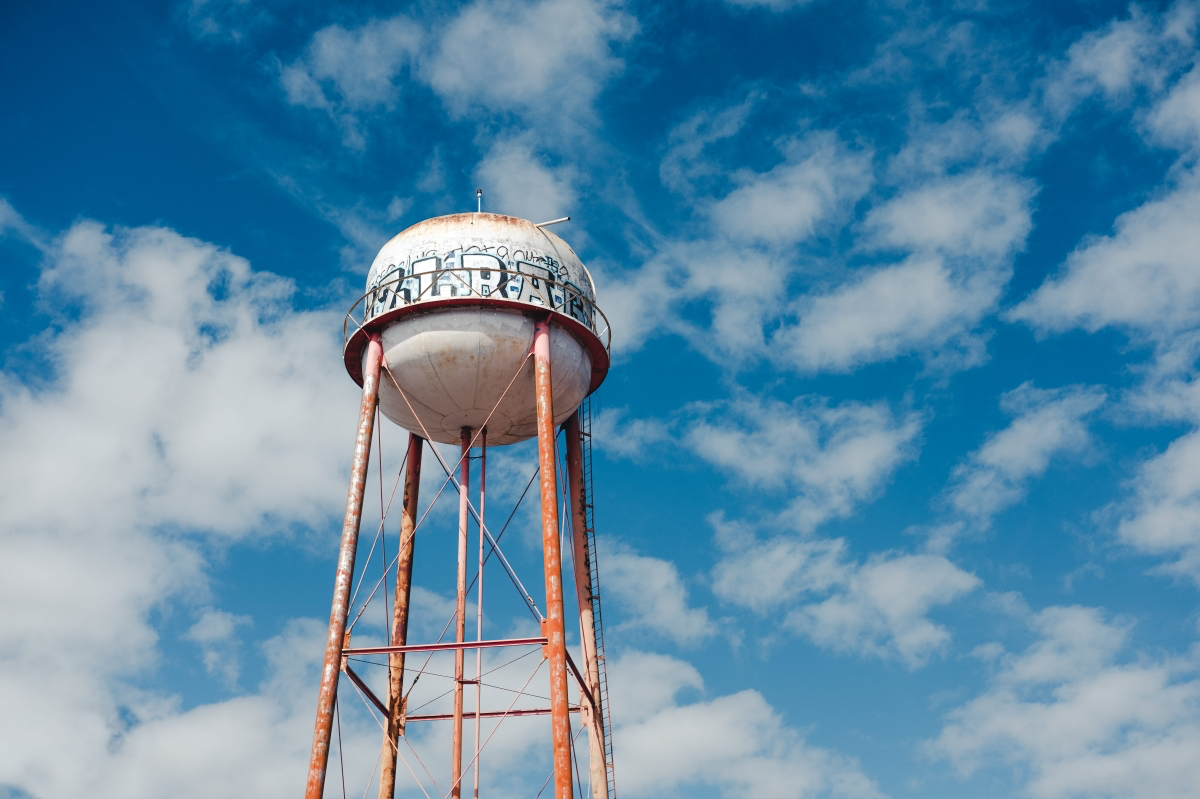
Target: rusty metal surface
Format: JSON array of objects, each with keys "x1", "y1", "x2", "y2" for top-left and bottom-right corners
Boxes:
[
  {"x1": 346, "y1": 636, "x2": 547, "y2": 656},
  {"x1": 565, "y1": 412, "x2": 610, "y2": 799},
  {"x1": 474, "y1": 430, "x2": 486, "y2": 799},
  {"x1": 344, "y1": 298, "x2": 610, "y2": 397},
  {"x1": 451, "y1": 428, "x2": 470, "y2": 799},
  {"x1": 379, "y1": 433, "x2": 423, "y2": 799},
  {"x1": 344, "y1": 663, "x2": 389, "y2": 717},
  {"x1": 406, "y1": 706, "x2": 581, "y2": 723},
  {"x1": 534, "y1": 319, "x2": 575, "y2": 799},
  {"x1": 348, "y1": 306, "x2": 603, "y2": 446},
  {"x1": 305, "y1": 334, "x2": 383, "y2": 799}
]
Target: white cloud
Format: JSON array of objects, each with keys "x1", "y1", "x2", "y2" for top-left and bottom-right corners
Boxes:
[
  {"x1": 0, "y1": 214, "x2": 366, "y2": 796},
  {"x1": 771, "y1": 170, "x2": 1033, "y2": 374},
  {"x1": 185, "y1": 608, "x2": 253, "y2": 687},
  {"x1": 684, "y1": 394, "x2": 921, "y2": 531},
  {"x1": 1116, "y1": 427, "x2": 1200, "y2": 584},
  {"x1": 605, "y1": 131, "x2": 870, "y2": 359},
  {"x1": 1009, "y1": 177, "x2": 1200, "y2": 345},
  {"x1": 601, "y1": 239, "x2": 781, "y2": 358},
  {"x1": 598, "y1": 539, "x2": 716, "y2": 646},
  {"x1": 0, "y1": 196, "x2": 46, "y2": 248},
  {"x1": 474, "y1": 135, "x2": 578, "y2": 222},
  {"x1": 591, "y1": 406, "x2": 672, "y2": 460},
  {"x1": 785, "y1": 553, "x2": 981, "y2": 668},
  {"x1": 281, "y1": 18, "x2": 421, "y2": 112},
  {"x1": 424, "y1": 0, "x2": 636, "y2": 124},
  {"x1": 1145, "y1": 64, "x2": 1200, "y2": 151},
  {"x1": 1043, "y1": 2, "x2": 1198, "y2": 117},
  {"x1": 278, "y1": 0, "x2": 635, "y2": 148},
  {"x1": 929, "y1": 605, "x2": 1200, "y2": 799},
  {"x1": 772, "y1": 255, "x2": 1001, "y2": 373},
  {"x1": 709, "y1": 513, "x2": 848, "y2": 613},
  {"x1": 659, "y1": 93, "x2": 761, "y2": 196},
  {"x1": 608, "y1": 651, "x2": 885, "y2": 799},
  {"x1": 709, "y1": 515, "x2": 979, "y2": 668},
  {"x1": 865, "y1": 171, "x2": 1034, "y2": 258},
  {"x1": 708, "y1": 133, "x2": 872, "y2": 248},
  {"x1": 945, "y1": 382, "x2": 1106, "y2": 527}
]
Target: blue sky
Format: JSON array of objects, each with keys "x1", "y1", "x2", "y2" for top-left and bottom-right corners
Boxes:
[{"x1": 3, "y1": 0, "x2": 1200, "y2": 797}]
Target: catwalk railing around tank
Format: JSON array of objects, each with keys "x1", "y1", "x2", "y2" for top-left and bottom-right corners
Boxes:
[{"x1": 343, "y1": 262, "x2": 612, "y2": 354}]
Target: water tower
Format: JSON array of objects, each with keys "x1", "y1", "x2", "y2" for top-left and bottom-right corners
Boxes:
[{"x1": 305, "y1": 211, "x2": 616, "y2": 799}]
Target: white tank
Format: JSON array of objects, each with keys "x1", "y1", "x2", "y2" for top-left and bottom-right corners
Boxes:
[{"x1": 343, "y1": 213, "x2": 610, "y2": 446}]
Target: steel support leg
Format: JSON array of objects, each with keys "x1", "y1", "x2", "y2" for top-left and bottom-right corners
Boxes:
[
  {"x1": 565, "y1": 412, "x2": 608, "y2": 799},
  {"x1": 534, "y1": 319, "x2": 574, "y2": 799},
  {"x1": 305, "y1": 334, "x2": 384, "y2": 799},
  {"x1": 379, "y1": 433, "x2": 424, "y2": 799},
  {"x1": 451, "y1": 427, "x2": 471, "y2": 799},
  {"x1": 473, "y1": 429, "x2": 486, "y2": 799}
]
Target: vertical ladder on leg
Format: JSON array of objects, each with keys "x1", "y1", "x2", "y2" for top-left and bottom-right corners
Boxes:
[{"x1": 578, "y1": 395, "x2": 616, "y2": 799}]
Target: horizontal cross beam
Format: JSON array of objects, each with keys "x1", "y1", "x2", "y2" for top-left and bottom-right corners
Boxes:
[
  {"x1": 345, "y1": 636, "x2": 547, "y2": 657},
  {"x1": 406, "y1": 706, "x2": 580, "y2": 723}
]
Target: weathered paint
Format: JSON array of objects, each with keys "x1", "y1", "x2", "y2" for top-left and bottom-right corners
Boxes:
[
  {"x1": 342, "y1": 213, "x2": 609, "y2": 446},
  {"x1": 451, "y1": 428, "x2": 470, "y2": 799},
  {"x1": 565, "y1": 412, "x2": 610, "y2": 799},
  {"x1": 534, "y1": 320, "x2": 574, "y2": 799},
  {"x1": 378, "y1": 433, "x2": 423, "y2": 799},
  {"x1": 305, "y1": 334, "x2": 383, "y2": 799}
]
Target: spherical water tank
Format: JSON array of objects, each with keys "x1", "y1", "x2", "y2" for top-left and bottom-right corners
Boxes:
[{"x1": 342, "y1": 213, "x2": 610, "y2": 446}]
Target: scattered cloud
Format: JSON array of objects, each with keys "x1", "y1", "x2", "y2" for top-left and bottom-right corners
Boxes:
[
  {"x1": 1009, "y1": 177, "x2": 1200, "y2": 347},
  {"x1": 945, "y1": 382, "x2": 1106, "y2": 528},
  {"x1": 708, "y1": 132, "x2": 872, "y2": 248},
  {"x1": 474, "y1": 135, "x2": 578, "y2": 222},
  {"x1": 1043, "y1": 2, "x2": 1198, "y2": 117},
  {"x1": 1115, "y1": 427, "x2": 1200, "y2": 584},
  {"x1": 598, "y1": 539, "x2": 717, "y2": 646},
  {"x1": 785, "y1": 552, "x2": 981, "y2": 668},
  {"x1": 609, "y1": 650, "x2": 885, "y2": 799},
  {"x1": 185, "y1": 608, "x2": 253, "y2": 687},
  {"x1": 772, "y1": 255, "x2": 1000, "y2": 373},
  {"x1": 0, "y1": 213, "x2": 361, "y2": 796},
  {"x1": 771, "y1": 170, "x2": 1033, "y2": 374},
  {"x1": 929, "y1": 605, "x2": 1200, "y2": 799},
  {"x1": 685, "y1": 394, "x2": 921, "y2": 532},
  {"x1": 278, "y1": 0, "x2": 636, "y2": 146},
  {"x1": 710, "y1": 513, "x2": 979, "y2": 668},
  {"x1": 424, "y1": 0, "x2": 637, "y2": 126}
]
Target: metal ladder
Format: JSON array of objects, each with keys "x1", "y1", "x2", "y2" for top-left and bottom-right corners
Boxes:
[{"x1": 578, "y1": 395, "x2": 616, "y2": 799}]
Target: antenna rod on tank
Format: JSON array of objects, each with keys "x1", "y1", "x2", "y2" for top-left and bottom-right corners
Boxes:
[
  {"x1": 476, "y1": 189, "x2": 482, "y2": 213},
  {"x1": 534, "y1": 217, "x2": 570, "y2": 228}
]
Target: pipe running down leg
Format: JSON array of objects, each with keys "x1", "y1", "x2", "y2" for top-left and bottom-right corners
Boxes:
[
  {"x1": 379, "y1": 433, "x2": 424, "y2": 799},
  {"x1": 305, "y1": 334, "x2": 384, "y2": 799},
  {"x1": 534, "y1": 319, "x2": 574, "y2": 799},
  {"x1": 451, "y1": 427, "x2": 471, "y2": 799},
  {"x1": 565, "y1": 412, "x2": 609, "y2": 799}
]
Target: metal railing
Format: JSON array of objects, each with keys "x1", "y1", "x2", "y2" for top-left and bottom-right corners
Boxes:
[{"x1": 343, "y1": 265, "x2": 612, "y2": 352}]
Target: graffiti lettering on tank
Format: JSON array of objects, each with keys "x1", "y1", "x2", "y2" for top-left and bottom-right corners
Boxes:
[{"x1": 365, "y1": 246, "x2": 596, "y2": 332}]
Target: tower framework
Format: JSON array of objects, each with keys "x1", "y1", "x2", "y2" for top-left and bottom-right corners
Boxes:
[{"x1": 304, "y1": 213, "x2": 616, "y2": 799}]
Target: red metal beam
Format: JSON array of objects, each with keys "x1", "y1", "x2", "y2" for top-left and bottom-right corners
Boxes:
[
  {"x1": 407, "y1": 706, "x2": 581, "y2": 723},
  {"x1": 344, "y1": 663, "x2": 389, "y2": 718},
  {"x1": 345, "y1": 637, "x2": 548, "y2": 656}
]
